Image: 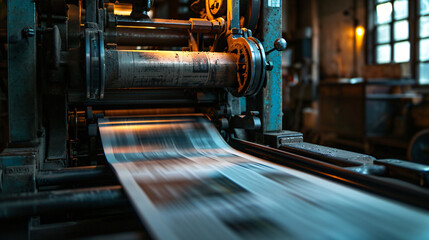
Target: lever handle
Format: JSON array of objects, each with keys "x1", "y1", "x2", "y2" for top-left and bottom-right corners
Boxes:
[{"x1": 266, "y1": 38, "x2": 287, "y2": 55}]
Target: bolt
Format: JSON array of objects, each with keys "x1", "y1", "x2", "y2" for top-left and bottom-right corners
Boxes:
[
  {"x1": 266, "y1": 61, "x2": 274, "y2": 71},
  {"x1": 22, "y1": 27, "x2": 35, "y2": 37}
]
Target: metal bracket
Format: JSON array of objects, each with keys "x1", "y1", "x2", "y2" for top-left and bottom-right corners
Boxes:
[
  {"x1": 264, "y1": 131, "x2": 303, "y2": 148},
  {"x1": 0, "y1": 153, "x2": 37, "y2": 193},
  {"x1": 85, "y1": 29, "x2": 105, "y2": 99}
]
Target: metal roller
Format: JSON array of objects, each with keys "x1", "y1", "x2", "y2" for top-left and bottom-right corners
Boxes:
[
  {"x1": 104, "y1": 27, "x2": 190, "y2": 46},
  {"x1": 105, "y1": 50, "x2": 237, "y2": 89},
  {"x1": 115, "y1": 16, "x2": 224, "y2": 33},
  {"x1": 116, "y1": 17, "x2": 192, "y2": 29}
]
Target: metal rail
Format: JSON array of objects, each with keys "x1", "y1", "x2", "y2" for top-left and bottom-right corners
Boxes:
[{"x1": 230, "y1": 138, "x2": 429, "y2": 210}]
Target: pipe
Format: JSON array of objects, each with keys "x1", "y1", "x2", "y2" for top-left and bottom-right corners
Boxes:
[
  {"x1": 0, "y1": 186, "x2": 127, "y2": 219},
  {"x1": 115, "y1": 16, "x2": 224, "y2": 33},
  {"x1": 117, "y1": 16, "x2": 191, "y2": 29},
  {"x1": 101, "y1": 108, "x2": 196, "y2": 116},
  {"x1": 36, "y1": 166, "x2": 116, "y2": 187},
  {"x1": 105, "y1": 50, "x2": 237, "y2": 89},
  {"x1": 105, "y1": 27, "x2": 215, "y2": 46},
  {"x1": 68, "y1": 89, "x2": 207, "y2": 106},
  {"x1": 115, "y1": 27, "x2": 189, "y2": 46}
]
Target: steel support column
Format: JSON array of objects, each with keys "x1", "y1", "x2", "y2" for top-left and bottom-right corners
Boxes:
[
  {"x1": 7, "y1": 0, "x2": 38, "y2": 143},
  {"x1": 261, "y1": 0, "x2": 282, "y2": 132}
]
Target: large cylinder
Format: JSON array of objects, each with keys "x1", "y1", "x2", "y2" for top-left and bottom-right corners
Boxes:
[{"x1": 105, "y1": 50, "x2": 237, "y2": 88}]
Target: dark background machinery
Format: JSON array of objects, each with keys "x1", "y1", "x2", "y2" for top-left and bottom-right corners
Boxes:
[{"x1": 1, "y1": 0, "x2": 429, "y2": 239}]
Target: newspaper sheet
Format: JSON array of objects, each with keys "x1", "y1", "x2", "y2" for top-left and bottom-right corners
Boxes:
[{"x1": 99, "y1": 115, "x2": 429, "y2": 240}]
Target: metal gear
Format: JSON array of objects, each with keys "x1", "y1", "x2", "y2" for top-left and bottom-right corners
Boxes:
[{"x1": 227, "y1": 37, "x2": 266, "y2": 97}]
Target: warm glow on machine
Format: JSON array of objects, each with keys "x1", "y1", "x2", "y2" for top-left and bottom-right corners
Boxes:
[
  {"x1": 113, "y1": 4, "x2": 133, "y2": 16},
  {"x1": 113, "y1": 3, "x2": 154, "y2": 18}
]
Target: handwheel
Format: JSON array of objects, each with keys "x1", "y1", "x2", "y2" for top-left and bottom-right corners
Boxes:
[{"x1": 408, "y1": 129, "x2": 429, "y2": 164}]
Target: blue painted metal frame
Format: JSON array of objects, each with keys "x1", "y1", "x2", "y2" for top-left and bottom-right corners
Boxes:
[
  {"x1": 7, "y1": 0, "x2": 38, "y2": 143},
  {"x1": 261, "y1": 0, "x2": 282, "y2": 132}
]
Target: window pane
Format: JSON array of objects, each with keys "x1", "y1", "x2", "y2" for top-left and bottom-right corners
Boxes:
[
  {"x1": 420, "y1": 16, "x2": 429, "y2": 38},
  {"x1": 420, "y1": 39, "x2": 429, "y2": 61},
  {"x1": 377, "y1": 0, "x2": 389, "y2": 3},
  {"x1": 377, "y1": 3, "x2": 393, "y2": 24},
  {"x1": 377, "y1": 44, "x2": 391, "y2": 63},
  {"x1": 394, "y1": 41, "x2": 410, "y2": 62},
  {"x1": 394, "y1": 0, "x2": 408, "y2": 20},
  {"x1": 419, "y1": 62, "x2": 429, "y2": 84},
  {"x1": 421, "y1": 0, "x2": 429, "y2": 15},
  {"x1": 394, "y1": 20, "x2": 409, "y2": 40},
  {"x1": 377, "y1": 25, "x2": 391, "y2": 43}
]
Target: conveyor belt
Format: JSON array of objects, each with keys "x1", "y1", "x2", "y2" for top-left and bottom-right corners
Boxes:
[{"x1": 99, "y1": 115, "x2": 429, "y2": 240}]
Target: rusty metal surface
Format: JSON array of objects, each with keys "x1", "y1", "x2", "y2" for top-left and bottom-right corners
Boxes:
[{"x1": 105, "y1": 50, "x2": 237, "y2": 88}]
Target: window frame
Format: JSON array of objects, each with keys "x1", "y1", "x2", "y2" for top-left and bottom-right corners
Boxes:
[
  {"x1": 367, "y1": 0, "x2": 429, "y2": 84},
  {"x1": 371, "y1": 0, "x2": 412, "y2": 64},
  {"x1": 418, "y1": 0, "x2": 429, "y2": 83}
]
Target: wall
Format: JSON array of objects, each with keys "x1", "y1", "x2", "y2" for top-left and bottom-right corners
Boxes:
[
  {"x1": 283, "y1": 0, "x2": 319, "y2": 83},
  {"x1": 317, "y1": 0, "x2": 366, "y2": 78}
]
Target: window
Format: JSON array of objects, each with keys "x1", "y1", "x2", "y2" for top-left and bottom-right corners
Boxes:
[
  {"x1": 370, "y1": 0, "x2": 429, "y2": 84},
  {"x1": 374, "y1": 0, "x2": 410, "y2": 64},
  {"x1": 419, "y1": 0, "x2": 429, "y2": 84}
]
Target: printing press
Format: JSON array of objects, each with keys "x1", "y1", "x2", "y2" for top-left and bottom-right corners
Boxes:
[{"x1": 1, "y1": 0, "x2": 429, "y2": 239}]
